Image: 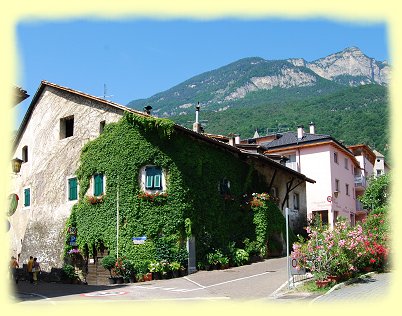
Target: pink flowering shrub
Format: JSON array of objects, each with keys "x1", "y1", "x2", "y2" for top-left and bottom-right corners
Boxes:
[{"x1": 291, "y1": 212, "x2": 390, "y2": 281}]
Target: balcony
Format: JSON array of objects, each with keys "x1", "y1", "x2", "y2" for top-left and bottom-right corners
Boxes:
[
  {"x1": 354, "y1": 175, "x2": 367, "y2": 189},
  {"x1": 285, "y1": 161, "x2": 298, "y2": 171},
  {"x1": 356, "y1": 200, "x2": 366, "y2": 212}
]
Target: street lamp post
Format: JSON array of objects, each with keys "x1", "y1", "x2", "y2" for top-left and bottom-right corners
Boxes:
[{"x1": 11, "y1": 157, "x2": 23, "y2": 174}]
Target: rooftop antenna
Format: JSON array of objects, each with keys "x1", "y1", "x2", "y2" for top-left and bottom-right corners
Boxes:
[{"x1": 97, "y1": 84, "x2": 113, "y2": 100}]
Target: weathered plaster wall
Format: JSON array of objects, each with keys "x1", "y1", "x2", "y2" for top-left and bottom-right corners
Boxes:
[
  {"x1": 10, "y1": 87, "x2": 124, "y2": 270},
  {"x1": 251, "y1": 159, "x2": 308, "y2": 234}
]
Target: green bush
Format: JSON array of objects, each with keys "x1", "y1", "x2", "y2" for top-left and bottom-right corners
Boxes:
[
  {"x1": 62, "y1": 264, "x2": 76, "y2": 280},
  {"x1": 233, "y1": 249, "x2": 249, "y2": 266},
  {"x1": 101, "y1": 255, "x2": 116, "y2": 277}
]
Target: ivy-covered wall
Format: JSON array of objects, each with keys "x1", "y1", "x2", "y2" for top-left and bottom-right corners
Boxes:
[{"x1": 67, "y1": 113, "x2": 285, "y2": 265}]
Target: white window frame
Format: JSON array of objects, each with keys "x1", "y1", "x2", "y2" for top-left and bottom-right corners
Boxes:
[
  {"x1": 140, "y1": 166, "x2": 166, "y2": 193},
  {"x1": 87, "y1": 174, "x2": 107, "y2": 197}
]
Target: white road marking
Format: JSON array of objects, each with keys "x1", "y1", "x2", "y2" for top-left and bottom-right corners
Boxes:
[{"x1": 183, "y1": 276, "x2": 206, "y2": 288}]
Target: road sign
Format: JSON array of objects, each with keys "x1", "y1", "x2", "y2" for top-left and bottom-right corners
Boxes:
[
  {"x1": 327, "y1": 196, "x2": 332, "y2": 203},
  {"x1": 132, "y1": 236, "x2": 147, "y2": 244},
  {"x1": 290, "y1": 258, "x2": 305, "y2": 275}
]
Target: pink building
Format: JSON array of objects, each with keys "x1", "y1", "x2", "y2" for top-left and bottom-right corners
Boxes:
[{"x1": 244, "y1": 123, "x2": 363, "y2": 228}]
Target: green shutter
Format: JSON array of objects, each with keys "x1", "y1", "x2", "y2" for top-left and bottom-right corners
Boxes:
[
  {"x1": 154, "y1": 174, "x2": 161, "y2": 189},
  {"x1": 145, "y1": 174, "x2": 153, "y2": 189},
  {"x1": 24, "y1": 188, "x2": 30, "y2": 207},
  {"x1": 145, "y1": 167, "x2": 162, "y2": 190},
  {"x1": 69, "y1": 178, "x2": 78, "y2": 200},
  {"x1": 94, "y1": 174, "x2": 104, "y2": 196}
]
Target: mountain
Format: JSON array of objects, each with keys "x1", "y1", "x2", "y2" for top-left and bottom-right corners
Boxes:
[
  {"x1": 127, "y1": 47, "x2": 390, "y2": 117},
  {"x1": 289, "y1": 47, "x2": 390, "y2": 86},
  {"x1": 126, "y1": 47, "x2": 390, "y2": 156}
]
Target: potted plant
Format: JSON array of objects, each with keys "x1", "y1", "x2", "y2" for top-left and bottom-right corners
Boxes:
[
  {"x1": 101, "y1": 255, "x2": 116, "y2": 284},
  {"x1": 136, "y1": 260, "x2": 152, "y2": 281},
  {"x1": 122, "y1": 259, "x2": 136, "y2": 283},
  {"x1": 160, "y1": 259, "x2": 172, "y2": 279},
  {"x1": 87, "y1": 194, "x2": 104, "y2": 204},
  {"x1": 218, "y1": 256, "x2": 229, "y2": 269},
  {"x1": 169, "y1": 261, "x2": 181, "y2": 278},
  {"x1": 148, "y1": 261, "x2": 162, "y2": 280}
]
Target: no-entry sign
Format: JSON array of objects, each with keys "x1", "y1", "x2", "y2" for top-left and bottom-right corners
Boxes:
[{"x1": 290, "y1": 258, "x2": 305, "y2": 275}]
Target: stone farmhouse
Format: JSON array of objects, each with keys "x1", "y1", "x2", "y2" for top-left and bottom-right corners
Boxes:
[{"x1": 9, "y1": 81, "x2": 314, "y2": 271}]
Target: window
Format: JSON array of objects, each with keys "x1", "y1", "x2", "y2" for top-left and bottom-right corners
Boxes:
[
  {"x1": 345, "y1": 184, "x2": 349, "y2": 196},
  {"x1": 285, "y1": 154, "x2": 297, "y2": 170},
  {"x1": 60, "y1": 116, "x2": 74, "y2": 139},
  {"x1": 376, "y1": 169, "x2": 382, "y2": 176},
  {"x1": 333, "y1": 211, "x2": 339, "y2": 225},
  {"x1": 68, "y1": 178, "x2": 78, "y2": 201},
  {"x1": 94, "y1": 174, "x2": 104, "y2": 196},
  {"x1": 145, "y1": 167, "x2": 162, "y2": 190},
  {"x1": 100, "y1": 121, "x2": 106, "y2": 134},
  {"x1": 24, "y1": 188, "x2": 30, "y2": 207},
  {"x1": 334, "y1": 152, "x2": 338, "y2": 164},
  {"x1": 312, "y1": 210, "x2": 328, "y2": 226},
  {"x1": 344, "y1": 158, "x2": 349, "y2": 170},
  {"x1": 219, "y1": 178, "x2": 231, "y2": 195},
  {"x1": 270, "y1": 187, "x2": 279, "y2": 206},
  {"x1": 293, "y1": 193, "x2": 300, "y2": 210},
  {"x1": 22, "y1": 146, "x2": 28, "y2": 163},
  {"x1": 335, "y1": 179, "x2": 340, "y2": 192}
]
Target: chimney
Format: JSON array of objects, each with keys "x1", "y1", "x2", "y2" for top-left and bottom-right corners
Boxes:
[
  {"x1": 193, "y1": 102, "x2": 202, "y2": 133},
  {"x1": 297, "y1": 125, "x2": 304, "y2": 140},
  {"x1": 144, "y1": 105, "x2": 152, "y2": 115},
  {"x1": 309, "y1": 122, "x2": 315, "y2": 134},
  {"x1": 228, "y1": 133, "x2": 236, "y2": 146}
]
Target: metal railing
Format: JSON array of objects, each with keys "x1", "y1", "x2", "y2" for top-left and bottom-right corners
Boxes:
[{"x1": 354, "y1": 175, "x2": 367, "y2": 188}]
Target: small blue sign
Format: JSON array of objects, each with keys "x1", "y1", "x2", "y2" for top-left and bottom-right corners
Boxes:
[{"x1": 132, "y1": 236, "x2": 147, "y2": 244}]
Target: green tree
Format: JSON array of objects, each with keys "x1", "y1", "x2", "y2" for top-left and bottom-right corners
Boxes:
[{"x1": 359, "y1": 174, "x2": 390, "y2": 211}]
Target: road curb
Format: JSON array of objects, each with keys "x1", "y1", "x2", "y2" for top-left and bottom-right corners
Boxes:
[{"x1": 310, "y1": 272, "x2": 377, "y2": 304}]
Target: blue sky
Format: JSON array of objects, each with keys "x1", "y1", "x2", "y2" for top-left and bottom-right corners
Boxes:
[{"x1": 15, "y1": 18, "x2": 389, "y2": 128}]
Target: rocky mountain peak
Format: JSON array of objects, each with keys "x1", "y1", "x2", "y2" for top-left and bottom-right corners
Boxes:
[{"x1": 307, "y1": 47, "x2": 390, "y2": 86}]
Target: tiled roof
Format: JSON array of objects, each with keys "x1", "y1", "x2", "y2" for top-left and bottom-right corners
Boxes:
[
  {"x1": 14, "y1": 80, "x2": 316, "y2": 184},
  {"x1": 260, "y1": 132, "x2": 332, "y2": 149}
]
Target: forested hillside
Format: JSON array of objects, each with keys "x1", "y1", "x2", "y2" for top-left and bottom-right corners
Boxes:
[{"x1": 171, "y1": 84, "x2": 389, "y2": 156}]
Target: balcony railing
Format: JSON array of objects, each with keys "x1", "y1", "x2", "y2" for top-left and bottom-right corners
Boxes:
[
  {"x1": 356, "y1": 200, "x2": 366, "y2": 211},
  {"x1": 354, "y1": 175, "x2": 367, "y2": 188},
  {"x1": 285, "y1": 161, "x2": 298, "y2": 171}
]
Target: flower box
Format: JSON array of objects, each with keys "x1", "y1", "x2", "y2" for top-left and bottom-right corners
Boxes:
[{"x1": 315, "y1": 279, "x2": 331, "y2": 288}]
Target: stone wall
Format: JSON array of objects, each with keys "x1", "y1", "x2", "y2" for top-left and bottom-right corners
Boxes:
[{"x1": 9, "y1": 86, "x2": 125, "y2": 270}]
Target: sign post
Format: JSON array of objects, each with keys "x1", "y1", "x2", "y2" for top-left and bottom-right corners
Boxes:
[{"x1": 285, "y1": 207, "x2": 291, "y2": 289}]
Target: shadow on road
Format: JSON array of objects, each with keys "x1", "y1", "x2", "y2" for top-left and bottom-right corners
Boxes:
[{"x1": 11, "y1": 280, "x2": 129, "y2": 301}]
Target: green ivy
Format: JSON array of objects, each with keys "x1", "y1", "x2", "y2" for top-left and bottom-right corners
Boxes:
[
  {"x1": 252, "y1": 199, "x2": 297, "y2": 257},
  {"x1": 64, "y1": 112, "x2": 290, "y2": 266}
]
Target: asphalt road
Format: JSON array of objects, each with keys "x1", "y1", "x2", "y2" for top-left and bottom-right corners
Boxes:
[{"x1": 10, "y1": 256, "x2": 290, "y2": 303}]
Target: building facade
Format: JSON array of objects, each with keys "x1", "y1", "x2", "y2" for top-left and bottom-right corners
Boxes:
[
  {"x1": 9, "y1": 81, "x2": 313, "y2": 271},
  {"x1": 244, "y1": 124, "x2": 367, "y2": 228}
]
